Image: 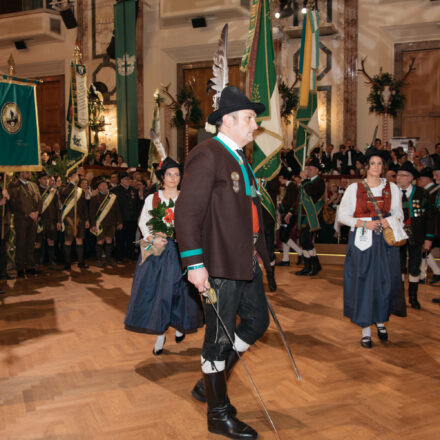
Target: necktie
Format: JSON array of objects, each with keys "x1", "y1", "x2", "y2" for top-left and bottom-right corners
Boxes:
[
  {"x1": 236, "y1": 149, "x2": 262, "y2": 234},
  {"x1": 402, "y1": 190, "x2": 409, "y2": 223}
]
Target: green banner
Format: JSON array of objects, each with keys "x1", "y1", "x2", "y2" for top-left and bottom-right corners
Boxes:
[
  {"x1": 0, "y1": 79, "x2": 41, "y2": 171},
  {"x1": 115, "y1": 0, "x2": 138, "y2": 167}
]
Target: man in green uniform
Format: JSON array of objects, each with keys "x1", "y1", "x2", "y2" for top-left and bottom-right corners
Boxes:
[
  {"x1": 89, "y1": 177, "x2": 122, "y2": 267},
  {"x1": 8, "y1": 171, "x2": 43, "y2": 277}
]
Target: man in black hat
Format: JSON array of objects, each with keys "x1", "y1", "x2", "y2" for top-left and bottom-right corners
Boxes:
[
  {"x1": 295, "y1": 158, "x2": 325, "y2": 276},
  {"x1": 417, "y1": 167, "x2": 440, "y2": 287},
  {"x1": 111, "y1": 172, "x2": 141, "y2": 261},
  {"x1": 34, "y1": 171, "x2": 61, "y2": 270},
  {"x1": 175, "y1": 86, "x2": 272, "y2": 440},
  {"x1": 396, "y1": 162, "x2": 433, "y2": 309},
  {"x1": 90, "y1": 177, "x2": 122, "y2": 267},
  {"x1": 59, "y1": 169, "x2": 90, "y2": 270}
]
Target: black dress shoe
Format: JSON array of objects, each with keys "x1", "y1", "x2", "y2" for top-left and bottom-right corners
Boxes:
[
  {"x1": 432, "y1": 297, "x2": 440, "y2": 304},
  {"x1": 376, "y1": 325, "x2": 388, "y2": 342},
  {"x1": 410, "y1": 300, "x2": 421, "y2": 310},
  {"x1": 360, "y1": 336, "x2": 372, "y2": 349},
  {"x1": 175, "y1": 333, "x2": 185, "y2": 343},
  {"x1": 78, "y1": 262, "x2": 89, "y2": 269},
  {"x1": 17, "y1": 270, "x2": 25, "y2": 278},
  {"x1": 275, "y1": 260, "x2": 290, "y2": 266},
  {"x1": 430, "y1": 275, "x2": 440, "y2": 285}
]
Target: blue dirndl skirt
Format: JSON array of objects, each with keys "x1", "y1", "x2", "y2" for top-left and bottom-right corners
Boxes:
[
  {"x1": 343, "y1": 229, "x2": 405, "y2": 328},
  {"x1": 124, "y1": 239, "x2": 203, "y2": 335}
]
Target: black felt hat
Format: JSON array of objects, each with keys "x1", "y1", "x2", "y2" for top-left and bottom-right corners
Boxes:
[
  {"x1": 207, "y1": 86, "x2": 265, "y2": 125},
  {"x1": 37, "y1": 171, "x2": 48, "y2": 179},
  {"x1": 362, "y1": 147, "x2": 389, "y2": 164},
  {"x1": 305, "y1": 158, "x2": 321, "y2": 170},
  {"x1": 419, "y1": 167, "x2": 433, "y2": 179},
  {"x1": 397, "y1": 161, "x2": 420, "y2": 178},
  {"x1": 119, "y1": 171, "x2": 131, "y2": 180},
  {"x1": 153, "y1": 157, "x2": 182, "y2": 181}
]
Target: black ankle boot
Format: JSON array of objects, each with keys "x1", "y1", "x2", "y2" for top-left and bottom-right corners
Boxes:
[
  {"x1": 192, "y1": 351, "x2": 240, "y2": 414},
  {"x1": 204, "y1": 371, "x2": 257, "y2": 439},
  {"x1": 308, "y1": 256, "x2": 322, "y2": 276},
  {"x1": 295, "y1": 257, "x2": 311, "y2": 275},
  {"x1": 409, "y1": 281, "x2": 421, "y2": 310}
]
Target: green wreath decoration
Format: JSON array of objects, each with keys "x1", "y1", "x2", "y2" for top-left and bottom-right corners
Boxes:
[
  {"x1": 366, "y1": 72, "x2": 406, "y2": 117},
  {"x1": 279, "y1": 81, "x2": 298, "y2": 123}
]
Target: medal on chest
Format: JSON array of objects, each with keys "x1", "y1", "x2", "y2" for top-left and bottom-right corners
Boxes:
[{"x1": 231, "y1": 171, "x2": 240, "y2": 193}]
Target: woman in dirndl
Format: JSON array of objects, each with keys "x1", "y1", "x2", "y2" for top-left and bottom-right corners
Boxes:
[
  {"x1": 337, "y1": 147, "x2": 406, "y2": 349},
  {"x1": 124, "y1": 157, "x2": 202, "y2": 355}
]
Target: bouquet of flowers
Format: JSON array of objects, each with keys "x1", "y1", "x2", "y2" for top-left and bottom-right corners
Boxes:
[{"x1": 140, "y1": 199, "x2": 175, "y2": 264}]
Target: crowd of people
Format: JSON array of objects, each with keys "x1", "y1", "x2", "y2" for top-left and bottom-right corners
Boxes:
[{"x1": 2, "y1": 84, "x2": 440, "y2": 440}]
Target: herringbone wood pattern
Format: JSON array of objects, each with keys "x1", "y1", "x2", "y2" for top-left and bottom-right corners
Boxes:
[{"x1": 1, "y1": 263, "x2": 440, "y2": 440}]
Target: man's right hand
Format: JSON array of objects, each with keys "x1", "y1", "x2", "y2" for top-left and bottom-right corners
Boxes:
[{"x1": 188, "y1": 267, "x2": 210, "y2": 293}]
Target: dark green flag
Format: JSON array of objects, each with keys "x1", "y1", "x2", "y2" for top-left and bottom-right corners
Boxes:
[
  {"x1": 0, "y1": 79, "x2": 41, "y2": 171},
  {"x1": 115, "y1": 0, "x2": 138, "y2": 167}
]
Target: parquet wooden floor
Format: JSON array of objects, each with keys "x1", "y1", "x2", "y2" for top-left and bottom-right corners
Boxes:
[{"x1": 1, "y1": 262, "x2": 440, "y2": 440}]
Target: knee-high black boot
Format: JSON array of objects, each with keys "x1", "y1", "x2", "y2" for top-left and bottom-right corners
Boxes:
[
  {"x1": 204, "y1": 370, "x2": 257, "y2": 439},
  {"x1": 409, "y1": 281, "x2": 421, "y2": 310},
  {"x1": 104, "y1": 242, "x2": 115, "y2": 266},
  {"x1": 63, "y1": 245, "x2": 71, "y2": 270},
  {"x1": 77, "y1": 245, "x2": 88, "y2": 269},
  {"x1": 308, "y1": 256, "x2": 322, "y2": 276},
  {"x1": 295, "y1": 257, "x2": 311, "y2": 275},
  {"x1": 95, "y1": 244, "x2": 104, "y2": 267},
  {"x1": 192, "y1": 351, "x2": 240, "y2": 405}
]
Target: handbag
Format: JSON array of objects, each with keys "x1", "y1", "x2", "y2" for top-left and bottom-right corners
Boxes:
[{"x1": 361, "y1": 180, "x2": 407, "y2": 247}]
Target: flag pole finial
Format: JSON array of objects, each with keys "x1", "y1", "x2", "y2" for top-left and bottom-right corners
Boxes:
[
  {"x1": 73, "y1": 44, "x2": 82, "y2": 64},
  {"x1": 7, "y1": 54, "x2": 15, "y2": 77}
]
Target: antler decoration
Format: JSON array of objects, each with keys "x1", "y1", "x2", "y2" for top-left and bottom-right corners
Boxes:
[
  {"x1": 358, "y1": 57, "x2": 377, "y2": 85},
  {"x1": 401, "y1": 57, "x2": 416, "y2": 84}
]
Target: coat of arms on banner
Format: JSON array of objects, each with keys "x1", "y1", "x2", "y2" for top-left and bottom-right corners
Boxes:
[
  {"x1": 117, "y1": 53, "x2": 135, "y2": 76},
  {"x1": 1, "y1": 102, "x2": 22, "y2": 134}
]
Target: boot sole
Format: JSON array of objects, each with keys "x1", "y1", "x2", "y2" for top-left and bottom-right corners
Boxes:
[{"x1": 208, "y1": 427, "x2": 257, "y2": 439}]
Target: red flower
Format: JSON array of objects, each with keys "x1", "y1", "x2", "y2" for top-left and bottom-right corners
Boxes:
[
  {"x1": 157, "y1": 160, "x2": 163, "y2": 170},
  {"x1": 164, "y1": 208, "x2": 174, "y2": 224}
]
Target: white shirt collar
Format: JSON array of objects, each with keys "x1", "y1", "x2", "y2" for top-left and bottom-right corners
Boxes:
[
  {"x1": 217, "y1": 132, "x2": 242, "y2": 154},
  {"x1": 401, "y1": 184, "x2": 412, "y2": 196},
  {"x1": 19, "y1": 178, "x2": 28, "y2": 185},
  {"x1": 310, "y1": 175, "x2": 318, "y2": 182}
]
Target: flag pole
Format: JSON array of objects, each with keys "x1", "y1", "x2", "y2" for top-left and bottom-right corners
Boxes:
[
  {"x1": 4, "y1": 54, "x2": 43, "y2": 84},
  {"x1": 1, "y1": 173, "x2": 6, "y2": 241}
]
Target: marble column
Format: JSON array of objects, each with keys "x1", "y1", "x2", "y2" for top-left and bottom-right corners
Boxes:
[{"x1": 343, "y1": 0, "x2": 358, "y2": 144}]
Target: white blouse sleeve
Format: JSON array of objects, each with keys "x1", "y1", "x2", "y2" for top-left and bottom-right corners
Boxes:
[
  {"x1": 138, "y1": 194, "x2": 154, "y2": 239},
  {"x1": 388, "y1": 182, "x2": 404, "y2": 223},
  {"x1": 336, "y1": 183, "x2": 359, "y2": 228}
]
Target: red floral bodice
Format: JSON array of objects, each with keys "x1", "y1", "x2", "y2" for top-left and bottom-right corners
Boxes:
[{"x1": 353, "y1": 181, "x2": 392, "y2": 218}]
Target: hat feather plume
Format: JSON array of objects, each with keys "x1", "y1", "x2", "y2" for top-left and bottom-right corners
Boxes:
[
  {"x1": 210, "y1": 24, "x2": 229, "y2": 111},
  {"x1": 149, "y1": 129, "x2": 167, "y2": 161}
]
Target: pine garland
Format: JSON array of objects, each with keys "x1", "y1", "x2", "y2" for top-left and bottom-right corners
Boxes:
[{"x1": 279, "y1": 81, "x2": 298, "y2": 123}]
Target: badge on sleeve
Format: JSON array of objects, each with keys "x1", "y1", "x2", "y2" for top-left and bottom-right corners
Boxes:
[{"x1": 231, "y1": 172, "x2": 240, "y2": 193}]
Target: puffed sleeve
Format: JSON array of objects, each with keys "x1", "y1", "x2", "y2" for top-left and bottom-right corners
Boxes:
[
  {"x1": 388, "y1": 182, "x2": 404, "y2": 223},
  {"x1": 138, "y1": 193, "x2": 154, "y2": 239},
  {"x1": 336, "y1": 183, "x2": 358, "y2": 228}
]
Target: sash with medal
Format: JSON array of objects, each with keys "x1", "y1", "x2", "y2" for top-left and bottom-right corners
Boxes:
[
  {"x1": 91, "y1": 193, "x2": 117, "y2": 237},
  {"x1": 61, "y1": 186, "x2": 83, "y2": 232}
]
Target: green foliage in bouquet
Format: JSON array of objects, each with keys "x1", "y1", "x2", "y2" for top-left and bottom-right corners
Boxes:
[{"x1": 146, "y1": 199, "x2": 175, "y2": 239}]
